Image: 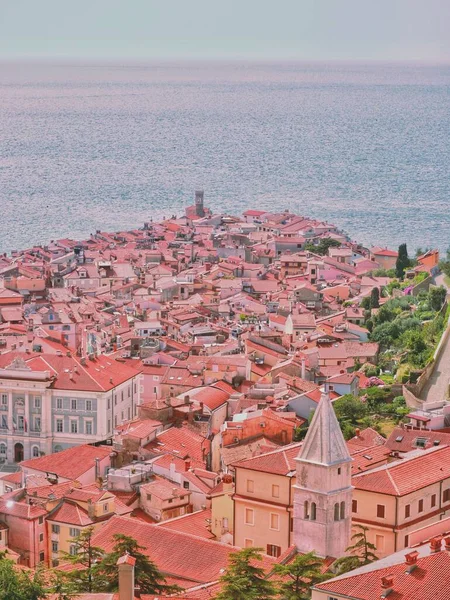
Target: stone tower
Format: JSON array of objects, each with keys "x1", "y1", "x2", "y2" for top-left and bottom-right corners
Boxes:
[
  {"x1": 195, "y1": 190, "x2": 205, "y2": 217},
  {"x1": 293, "y1": 391, "x2": 352, "y2": 558}
]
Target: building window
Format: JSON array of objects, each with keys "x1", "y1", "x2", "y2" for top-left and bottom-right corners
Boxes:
[
  {"x1": 32, "y1": 446, "x2": 40, "y2": 458},
  {"x1": 334, "y1": 503, "x2": 340, "y2": 521},
  {"x1": 69, "y1": 545, "x2": 77, "y2": 556},
  {"x1": 405, "y1": 504, "x2": 410, "y2": 518},
  {"x1": 39, "y1": 533, "x2": 44, "y2": 543},
  {"x1": 183, "y1": 481, "x2": 190, "y2": 490},
  {"x1": 34, "y1": 417, "x2": 41, "y2": 431},
  {"x1": 56, "y1": 398, "x2": 63, "y2": 409},
  {"x1": 418, "y1": 499, "x2": 424, "y2": 513},
  {"x1": 85, "y1": 421, "x2": 92, "y2": 435},
  {"x1": 404, "y1": 534, "x2": 409, "y2": 547},
  {"x1": 146, "y1": 494, "x2": 152, "y2": 501},
  {"x1": 266, "y1": 544, "x2": 281, "y2": 558},
  {"x1": 70, "y1": 420, "x2": 78, "y2": 434},
  {"x1": 0, "y1": 443, "x2": 6, "y2": 456},
  {"x1": 244, "y1": 539, "x2": 253, "y2": 548},
  {"x1": 1, "y1": 394, "x2": 7, "y2": 405},
  {"x1": 340, "y1": 501, "x2": 345, "y2": 520},
  {"x1": 69, "y1": 528, "x2": 80, "y2": 538},
  {"x1": 375, "y1": 535, "x2": 385, "y2": 552},
  {"x1": 431, "y1": 494, "x2": 437, "y2": 508},
  {"x1": 247, "y1": 479, "x2": 254, "y2": 493},
  {"x1": 270, "y1": 513, "x2": 280, "y2": 530},
  {"x1": 107, "y1": 398, "x2": 110, "y2": 409},
  {"x1": 71, "y1": 399, "x2": 77, "y2": 410},
  {"x1": 304, "y1": 501, "x2": 309, "y2": 520},
  {"x1": 245, "y1": 508, "x2": 254, "y2": 525},
  {"x1": 272, "y1": 484, "x2": 280, "y2": 498},
  {"x1": 310, "y1": 502, "x2": 317, "y2": 521},
  {"x1": 377, "y1": 504, "x2": 385, "y2": 519},
  {"x1": 443, "y1": 489, "x2": 450, "y2": 503},
  {"x1": 39, "y1": 552, "x2": 45, "y2": 563},
  {"x1": 51, "y1": 525, "x2": 60, "y2": 534},
  {"x1": 86, "y1": 400, "x2": 92, "y2": 411},
  {"x1": 103, "y1": 503, "x2": 109, "y2": 513},
  {"x1": 337, "y1": 467, "x2": 341, "y2": 474},
  {"x1": 1, "y1": 416, "x2": 7, "y2": 430},
  {"x1": 18, "y1": 416, "x2": 24, "y2": 431},
  {"x1": 352, "y1": 499, "x2": 358, "y2": 513},
  {"x1": 56, "y1": 419, "x2": 63, "y2": 433},
  {"x1": 39, "y1": 517, "x2": 44, "y2": 525},
  {"x1": 34, "y1": 397, "x2": 41, "y2": 409},
  {"x1": 52, "y1": 541, "x2": 58, "y2": 552}
]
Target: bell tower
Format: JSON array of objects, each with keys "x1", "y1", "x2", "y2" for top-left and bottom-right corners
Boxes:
[
  {"x1": 195, "y1": 190, "x2": 205, "y2": 217},
  {"x1": 293, "y1": 391, "x2": 352, "y2": 558}
]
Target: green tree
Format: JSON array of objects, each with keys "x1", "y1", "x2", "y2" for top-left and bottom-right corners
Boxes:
[
  {"x1": 333, "y1": 395, "x2": 368, "y2": 425},
  {"x1": 333, "y1": 525, "x2": 378, "y2": 575},
  {"x1": 216, "y1": 547, "x2": 277, "y2": 600},
  {"x1": 96, "y1": 534, "x2": 180, "y2": 596},
  {"x1": 273, "y1": 551, "x2": 330, "y2": 600},
  {"x1": 428, "y1": 286, "x2": 447, "y2": 312},
  {"x1": 395, "y1": 244, "x2": 410, "y2": 279},
  {"x1": 49, "y1": 572, "x2": 77, "y2": 600},
  {"x1": 305, "y1": 238, "x2": 341, "y2": 256},
  {"x1": 370, "y1": 287, "x2": 380, "y2": 309},
  {"x1": 0, "y1": 555, "x2": 47, "y2": 600},
  {"x1": 61, "y1": 527, "x2": 105, "y2": 593}
]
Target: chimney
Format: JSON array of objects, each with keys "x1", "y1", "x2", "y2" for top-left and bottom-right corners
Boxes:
[
  {"x1": 184, "y1": 459, "x2": 191, "y2": 472},
  {"x1": 405, "y1": 551, "x2": 419, "y2": 573},
  {"x1": 430, "y1": 537, "x2": 443, "y2": 553},
  {"x1": 445, "y1": 536, "x2": 450, "y2": 552},
  {"x1": 117, "y1": 554, "x2": 136, "y2": 600},
  {"x1": 301, "y1": 357, "x2": 306, "y2": 379},
  {"x1": 380, "y1": 575, "x2": 394, "y2": 597},
  {"x1": 222, "y1": 474, "x2": 234, "y2": 492},
  {"x1": 355, "y1": 428, "x2": 361, "y2": 437}
]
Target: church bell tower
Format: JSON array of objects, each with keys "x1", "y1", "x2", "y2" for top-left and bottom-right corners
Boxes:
[{"x1": 293, "y1": 391, "x2": 353, "y2": 558}]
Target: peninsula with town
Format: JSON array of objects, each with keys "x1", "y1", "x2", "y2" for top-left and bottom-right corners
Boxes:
[{"x1": 1, "y1": 191, "x2": 450, "y2": 600}]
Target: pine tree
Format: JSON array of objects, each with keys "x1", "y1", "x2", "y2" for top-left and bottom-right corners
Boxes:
[
  {"x1": 332, "y1": 525, "x2": 378, "y2": 575},
  {"x1": 95, "y1": 534, "x2": 181, "y2": 596},
  {"x1": 61, "y1": 526, "x2": 105, "y2": 593},
  {"x1": 273, "y1": 551, "x2": 330, "y2": 600},
  {"x1": 370, "y1": 287, "x2": 380, "y2": 309},
  {"x1": 216, "y1": 547, "x2": 277, "y2": 600},
  {"x1": 395, "y1": 244, "x2": 409, "y2": 279}
]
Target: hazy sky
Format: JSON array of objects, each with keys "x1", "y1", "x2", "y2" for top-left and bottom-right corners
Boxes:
[{"x1": 0, "y1": 0, "x2": 449, "y2": 61}]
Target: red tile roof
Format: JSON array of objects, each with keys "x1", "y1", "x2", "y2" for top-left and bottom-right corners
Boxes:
[
  {"x1": 232, "y1": 442, "x2": 302, "y2": 475},
  {"x1": 20, "y1": 444, "x2": 112, "y2": 480},
  {"x1": 158, "y1": 509, "x2": 215, "y2": 539},
  {"x1": 314, "y1": 549, "x2": 450, "y2": 600},
  {"x1": 353, "y1": 446, "x2": 450, "y2": 496},
  {"x1": 92, "y1": 515, "x2": 274, "y2": 585}
]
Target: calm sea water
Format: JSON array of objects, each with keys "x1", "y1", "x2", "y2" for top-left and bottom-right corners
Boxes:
[{"x1": 0, "y1": 61, "x2": 449, "y2": 254}]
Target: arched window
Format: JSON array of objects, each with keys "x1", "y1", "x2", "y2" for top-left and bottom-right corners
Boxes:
[
  {"x1": 310, "y1": 502, "x2": 317, "y2": 521},
  {"x1": 334, "y1": 503, "x2": 340, "y2": 521},
  {"x1": 0, "y1": 443, "x2": 6, "y2": 455},
  {"x1": 304, "y1": 501, "x2": 309, "y2": 520},
  {"x1": 340, "y1": 501, "x2": 345, "y2": 520},
  {"x1": 32, "y1": 446, "x2": 40, "y2": 458}
]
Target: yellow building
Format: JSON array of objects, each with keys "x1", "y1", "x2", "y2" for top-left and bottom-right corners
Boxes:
[
  {"x1": 352, "y1": 445, "x2": 450, "y2": 558},
  {"x1": 46, "y1": 486, "x2": 132, "y2": 566},
  {"x1": 209, "y1": 474, "x2": 234, "y2": 543},
  {"x1": 232, "y1": 443, "x2": 302, "y2": 556}
]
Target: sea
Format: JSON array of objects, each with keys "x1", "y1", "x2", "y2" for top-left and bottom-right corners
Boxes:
[{"x1": 0, "y1": 60, "x2": 449, "y2": 254}]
